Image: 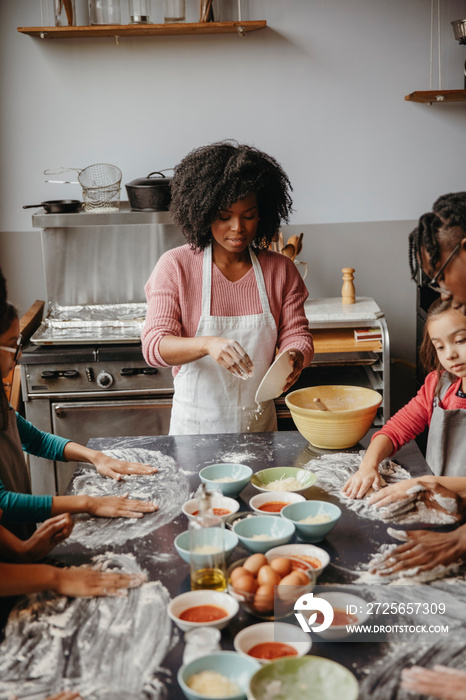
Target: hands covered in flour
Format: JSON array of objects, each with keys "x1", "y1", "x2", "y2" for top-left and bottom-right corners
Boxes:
[
  {"x1": 369, "y1": 479, "x2": 465, "y2": 525},
  {"x1": 206, "y1": 337, "x2": 254, "y2": 380},
  {"x1": 401, "y1": 664, "x2": 466, "y2": 699}
]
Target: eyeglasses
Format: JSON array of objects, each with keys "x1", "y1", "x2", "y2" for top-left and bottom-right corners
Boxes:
[
  {"x1": 426, "y1": 243, "x2": 461, "y2": 293},
  {"x1": 0, "y1": 334, "x2": 22, "y2": 362}
]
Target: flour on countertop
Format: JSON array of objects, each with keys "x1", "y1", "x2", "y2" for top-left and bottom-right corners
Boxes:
[
  {"x1": 0, "y1": 553, "x2": 172, "y2": 700},
  {"x1": 355, "y1": 542, "x2": 462, "y2": 584},
  {"x1": 378, "y1": 484, "x2": 458, "y2": 526},
  {"x1": 68, "y1": 448, "x2": 190, "y2": 548}
]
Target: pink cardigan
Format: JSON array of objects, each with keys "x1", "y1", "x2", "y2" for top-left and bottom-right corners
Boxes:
[
  {"x1": 374, "y1": 371, "x2": 466, "y2": 454},
  {"x1": 142, "y1": 245, "x2": 314, "y2": 377}
]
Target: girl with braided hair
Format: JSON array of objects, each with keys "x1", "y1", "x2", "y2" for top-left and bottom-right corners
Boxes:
[
  {"x1": 409, "y1": 192, "x2": 466, "y2": 315},
  {"x1": 142, "y1": 140, "x2": 313, "y2": 434}
]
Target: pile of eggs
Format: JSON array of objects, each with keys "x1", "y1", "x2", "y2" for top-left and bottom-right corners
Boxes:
[{"x1": 229, "y1": 553, "x2": 310, "y2": 614}]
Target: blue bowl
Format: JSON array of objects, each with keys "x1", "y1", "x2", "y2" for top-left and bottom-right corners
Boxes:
[
  {"x1": 174, "y1": 528, "x2": 239, "y2": 565},
  {"x1": 281, "y1": 501, "x2": 341, "y2": 543},
  {"x1": 178, "y1": 651, "x2": 260, "y2": 700},
  {"x1": 199, "y1": 463, "x2": 253, "y2": 497},
  {"x1": 233, "y1": 514, "x2": 295, "y2": 553}
]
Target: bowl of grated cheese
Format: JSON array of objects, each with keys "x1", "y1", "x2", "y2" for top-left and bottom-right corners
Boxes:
[
  {"x1": 174, "y1": 528, "x2": 239, "y2": 565},
  {"x1": 251, "y1": 467, "x2": 317, "y2": 496},
  {"x1": 280, "y1": 500, "x2": 341, "y2": 543},
  {"x1": 200, "y1": 463, "x2": 253, "y2": 497},
  {"x1": 178, "y1": 650, "x2": 260, "y2": 700}
]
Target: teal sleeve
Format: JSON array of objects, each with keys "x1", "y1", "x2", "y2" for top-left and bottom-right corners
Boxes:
[
  {"x1": 16, "y1": 412, "x2": 71, "y2": 461},
  {"x1": 0, "y1": 479, "x2": 53, "y2": 523}
]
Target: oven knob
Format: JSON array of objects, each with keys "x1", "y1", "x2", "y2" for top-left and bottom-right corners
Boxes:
[
  {"x1": 41, "y1": 370, "x2": 59, "y2": 379},
  {"x1": 142, "y1": 367, "x2": 158, "y2": 375},
  {"x1": 120, "y1": 368, "x2": 138, "y2": 376},
  {"x1": 96, "y1": 371, "x2": 114, "y2": 388}
]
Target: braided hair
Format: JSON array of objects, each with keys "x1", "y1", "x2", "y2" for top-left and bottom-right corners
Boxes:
[
  {"x1": 408, "y1": 192, "x2": 466, "y2": 281},
  {"x1": 169, "y1": 140, "x2": 293, "y2": 251}
]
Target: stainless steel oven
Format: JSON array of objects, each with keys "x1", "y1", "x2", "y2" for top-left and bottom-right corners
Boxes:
[{"x1": 22, "y1": 207, "x2": 183, "y2": 495}]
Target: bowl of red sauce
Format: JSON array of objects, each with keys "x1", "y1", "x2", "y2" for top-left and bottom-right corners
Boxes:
[
  {"x1": 303, "y1": 591, "x2": 369, "y2": 640},
  {"x1": 168, "y1": 590, "x2": 239, "y2": 632},
  {"x1": 182, "y1": 494, "x2": 240, "y2": 522},
  {"x1": 234, "y1": 621, "x2": 311, "y2": 663},
  {"x1": 249, "y1": 491, "x2": 306, "y2": 516}
]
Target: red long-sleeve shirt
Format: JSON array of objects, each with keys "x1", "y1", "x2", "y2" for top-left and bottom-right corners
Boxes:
[
  {"x1": 374, "y1": 371, "x2": 466, "y2": 454},
  {"x1": 142, "y1": 245, "x2": 314, "y2": 377}
]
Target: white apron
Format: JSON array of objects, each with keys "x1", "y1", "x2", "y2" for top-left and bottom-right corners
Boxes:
[
  {"x1": 425, "y1": 374, "x2": 466, "y2": 476},
  {"x1": 169, "y1": 244, "x2": 278, "y2": 435}
]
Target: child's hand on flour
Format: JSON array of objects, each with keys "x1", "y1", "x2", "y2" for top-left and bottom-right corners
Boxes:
[
  {"x1": 23, "y1": 513, "x2": 74, "y2": 561},
  {"x1": 91, "y1": 451, "x2": 158, "y2": 481},
  {"x1": 54, "y1": 566, "x2": 146, "y2": 597},
  {"x1": 86, "y1": 494, "x2": 158, "y2": 519}
]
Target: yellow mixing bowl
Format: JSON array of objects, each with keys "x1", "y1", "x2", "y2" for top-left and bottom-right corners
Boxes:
[{"x1": 285, "y1": 385, "x2": 382, "y2": 449}]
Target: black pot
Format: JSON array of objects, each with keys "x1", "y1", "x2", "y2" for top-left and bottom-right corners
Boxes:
[
  {"x1": 23, "y1": 200, "x2": 82, "y2": 214},
  {"x1": 125, "y1": 171, "x2": 172, "y2": 212}
]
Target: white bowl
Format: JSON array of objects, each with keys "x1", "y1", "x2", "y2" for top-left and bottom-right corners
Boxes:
[
  {"x1": 233, "y1": 621, "x2": 312, "y2": 663},
  {"x1": 249, "y1": 491, "x2": 306, "y2": 516},
  {"x1": 200, "y1": 463, "x2": 253, "y2": 497},
  {"x1": 168, "y1": 590, "x2": 239, "y2": 632},
  {"x1": 305, "y1": 591, "x2": 369, "y2": 640},
  {"x1": 178, "y1": 651, "x2": 260, "y2": 700},
  {"x1": 266, "y1": 544, "x2": 330, "y2": 578},
  {"x1": 232, "y1": 515, "x2": 295, "y2": 554},
  {"x1": 182, "y1": 495, "x2": 240, "y2": 522}
]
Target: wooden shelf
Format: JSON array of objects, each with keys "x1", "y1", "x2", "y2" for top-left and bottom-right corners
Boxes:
[
  {"x1": 17, "y1": 20, "x2": 266, "y2": 39},
  {"x1": 311, "y1": 328, "x2": 382, "y2": 354},
  {"x1": 405, "y1": 90, "x2": 466, "y2": 104}
]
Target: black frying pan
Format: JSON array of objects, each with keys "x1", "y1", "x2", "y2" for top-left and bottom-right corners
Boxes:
[{"x1": 23, "y1": 200, "x2": 82, "y2": 214}]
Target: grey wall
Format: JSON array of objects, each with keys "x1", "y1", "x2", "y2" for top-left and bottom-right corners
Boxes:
[{"x1": 1, "y1": 0, "x2": 465, "y2": 370}]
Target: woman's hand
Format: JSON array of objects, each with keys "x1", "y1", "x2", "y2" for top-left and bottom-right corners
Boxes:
[
  {"x1": 205, "y1": 337, "x2": 254, "y2": 379},
  {"x1": 24, "y1": 513, "x2": 74, "y2": 562},
  {"x1": 342, "y1": 464, "x2": 383, "y2": 500},
  {"x1": 401, "y1": 665, "x2": 466, "y2": 699},
  {"x1": 86, "y1": 494, "x2": 158, "y2": 519},
  {"x1": 372, "y1": 525, "x2": 466, "y2": 575},
  {"x1": 282, "y1": 350, "x2": 304, "y2": 392},
  {"x1": 91, "y1": 452, "x2": 158, "y2": 481},
  {"x1": 368, "y1": 478, "x2": 431, "y2": 508},
  {"x1": 54, "y1": 566, "x2": 146, "y2": 597}
]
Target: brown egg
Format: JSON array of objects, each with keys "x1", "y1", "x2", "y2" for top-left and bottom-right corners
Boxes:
[
  {"x1": 269, "y1": 557, "x2": 292, "y2": 578},
  {"x1": 230, "y1": 566, "x2": 254, "y2": 585},
  {"x1": 254, "y1": 583, "x2": 275, "y2": 613},
  {"x1": 257, "y1": 564, "x2": 281, "y2": 587},
  {"x1": 233, "y1": 574, "x2": 258, "y2": 594},
  {"x1": 243, "y1": 553, "x2": 268, "y2": 576},
  {"x1": 278, "y1": 571, "x2": 309, "y2": 587}
]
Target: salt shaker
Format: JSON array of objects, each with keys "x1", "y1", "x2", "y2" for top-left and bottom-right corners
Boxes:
[
  {"x1": 341, "y1": 267, "x2": 356, "y2": 305},
  {"x1": 183, "y1": 627, "x2": 221, "y2": 664}
]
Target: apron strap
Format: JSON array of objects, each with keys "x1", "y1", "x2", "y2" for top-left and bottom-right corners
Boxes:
[{"x1": 201, "y1": 243, "x2": 273, "y2": 318}]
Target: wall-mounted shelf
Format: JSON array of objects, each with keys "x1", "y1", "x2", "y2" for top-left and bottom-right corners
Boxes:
[
  {"x1": 17, "y1": 20, "x2": 266, "y2": 39},
  {"x1": 405, "y1": 89, "x2": 466, "y2": 104}
]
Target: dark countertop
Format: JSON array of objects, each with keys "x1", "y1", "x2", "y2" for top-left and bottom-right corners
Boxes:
[{"x1": 5, "y1": 430, "x2": 462, "y2": 700}]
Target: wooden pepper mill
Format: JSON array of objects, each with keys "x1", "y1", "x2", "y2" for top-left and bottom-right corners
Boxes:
[{"x1": 341, "y1": 267, "x2": 356, "y2": 304}]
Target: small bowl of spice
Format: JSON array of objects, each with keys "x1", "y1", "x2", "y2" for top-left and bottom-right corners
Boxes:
[
  {"x1": 168, "y1": 590, "x2": 239, "y2": 632},
  {"x1": 232, "y1": 514, "x2": 295, "y2": 554},
  {"x1": 178, "y1": 650, "x2": 260, "y2": 700},
  {"x1": 251, "y1": 467, "x2": 316, "y2": 495},
  {"x1": 249, "y1": 491, "x2": 306, "y2": 516},
  {"x1": 199, "y1": 463, "x2": 253, "y2": 497},
  {"x1": 281, "y1": 500, "x2": 341, "y2": 543},
  {"x1": 233, "y1": 621, "x2": 311, "y2": 663},
  {"x1": 182, "y1": 494, "x2": 240, "y2": 522}
]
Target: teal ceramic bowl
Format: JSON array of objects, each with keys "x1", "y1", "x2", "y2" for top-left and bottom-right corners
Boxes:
[
  {"x1": 251, "y1": 467, "x2": 317, "y2": 495},
  {"x1": 248, "y1": 656, "x2": 359, "y2": 700},
  {"x1": 199, "y1": 463, "x2": 253, "y2": 497},
  {"x1": 174, "y1": 528, "x2": 239, "y2": 565},
  {"x1": 232, "y1": 514, "x2": 295, "y2": 554},
  {"x1": 178, "y1": 650, "x2": 261, "y2": 700},
  {"x1": 280, "y1": 501, "x2": 341, "y2": 543}
]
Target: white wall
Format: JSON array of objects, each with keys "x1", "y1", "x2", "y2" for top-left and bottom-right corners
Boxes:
[{"x1": 1, "y1": 0, "x2": 465, "y2": 365}]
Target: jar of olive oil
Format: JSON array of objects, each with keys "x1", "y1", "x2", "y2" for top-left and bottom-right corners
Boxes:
[{"x1": 189, "y1": 485, "x2": 226, "y2": 591}]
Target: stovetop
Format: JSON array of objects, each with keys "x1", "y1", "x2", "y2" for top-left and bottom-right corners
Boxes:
[{"x1": 20, "y1": 342, "x2": 145, "y2": 365}]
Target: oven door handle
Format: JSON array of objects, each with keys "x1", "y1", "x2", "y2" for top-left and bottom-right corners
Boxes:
[{"x1": 53, "y1": 399, "x2": 172, "y2": 418}]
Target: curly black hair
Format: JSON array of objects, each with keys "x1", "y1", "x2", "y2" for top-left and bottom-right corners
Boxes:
[
  {"x1": 0, "y1": 268, "x2": 10, "y2": 430},
  {"x1": 169, "y1": 140, "x2": 293, "y2": 251},
  {"x1": 409, "y1": 193, "x2": 466, "y2": 280}
]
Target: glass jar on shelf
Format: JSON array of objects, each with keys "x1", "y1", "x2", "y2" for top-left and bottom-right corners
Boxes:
[
  {"x1": 129, "y1": 0, "x2": 151, "y2": 23},
  {"x1": 89, "y1": 0, "x2": 121, "y2": 24}
]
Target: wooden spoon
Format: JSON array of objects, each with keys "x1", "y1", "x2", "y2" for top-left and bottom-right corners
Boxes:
[
  {"x1": 313, "y1": 397, "x2": 330, "y2": 411},
  {"x1": 296, "y1": 232, "x2": 304, "y2": 256},
  {"x1": 281, "y1": 244, "x2": 296, "y2": 259}
]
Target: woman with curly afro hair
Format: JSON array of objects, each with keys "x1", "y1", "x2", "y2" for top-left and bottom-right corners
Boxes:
[{"x1": 142, "y1": 141, "x2": 314, "y2": 434}]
